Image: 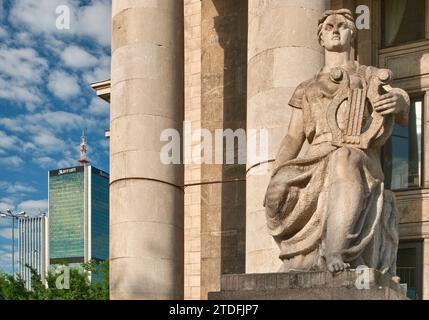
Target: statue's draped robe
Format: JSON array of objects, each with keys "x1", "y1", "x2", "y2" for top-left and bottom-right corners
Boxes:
[{"x1": 264, "y1": 63, "x2": 407, "y2": 276}]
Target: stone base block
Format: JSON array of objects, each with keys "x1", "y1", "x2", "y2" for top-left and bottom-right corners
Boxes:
[{"x1": 208, "y1": 269, "x2": 408, "y2": 300}]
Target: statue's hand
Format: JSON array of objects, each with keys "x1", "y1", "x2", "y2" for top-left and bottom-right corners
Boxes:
[{"x1": 373, "y1": 92, "x2": 408, "y2": 116}]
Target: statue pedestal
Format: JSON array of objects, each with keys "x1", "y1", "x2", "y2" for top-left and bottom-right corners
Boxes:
[{"x1": 208, "y1": 269, "x2": 408, "y2": 300}]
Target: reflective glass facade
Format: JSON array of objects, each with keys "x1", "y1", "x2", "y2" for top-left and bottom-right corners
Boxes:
[
  {"x1": 48, "y1": 166, "x2": 109, "y2": 265},
  {"x1": 49, "y1": 167, "x2": 85, "y2": 262},
  {"x1": 91, "y1": 168, "x2": 109, "y2": 261}
]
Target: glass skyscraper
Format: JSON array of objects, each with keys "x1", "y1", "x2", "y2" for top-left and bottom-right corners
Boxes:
[{"x1": 48, "y1": 166, "x2": 109, "y2": 267}]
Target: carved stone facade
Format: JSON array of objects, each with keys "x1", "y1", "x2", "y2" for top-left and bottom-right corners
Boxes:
[{"x1": 93, "y1": 0, "x2": 429, "y2": 300}]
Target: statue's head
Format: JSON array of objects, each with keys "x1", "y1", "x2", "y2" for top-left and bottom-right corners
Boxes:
[{"x1": 318, "y1": 9, "x2": 356, "y2": 52}]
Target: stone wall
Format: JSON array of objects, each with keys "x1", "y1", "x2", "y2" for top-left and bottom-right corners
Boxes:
[
  {"x1": 200, "y1": 0, "x2": 248, "y2": 299},
  {"x1": 184, "y1": 0, "x2": 248, "y2": 300}
]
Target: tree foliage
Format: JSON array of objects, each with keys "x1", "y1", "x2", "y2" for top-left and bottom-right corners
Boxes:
[{"x1": 0, "y1": 260, "x2": 109, "y2": 300}]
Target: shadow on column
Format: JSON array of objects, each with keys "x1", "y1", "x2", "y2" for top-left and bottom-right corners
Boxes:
[{"x1": 200, "y1": 0, "x2": 248, "y2": 299}]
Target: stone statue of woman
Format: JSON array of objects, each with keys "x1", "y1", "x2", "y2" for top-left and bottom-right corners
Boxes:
[{"x1": 264, "y1": 9, "x2": 410, "y2": 276}]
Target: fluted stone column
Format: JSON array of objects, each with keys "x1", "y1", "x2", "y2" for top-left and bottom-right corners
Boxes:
[
  {"x1": 246, "y1": 0, "x2": 330, "y2": 273},
  {"x1": 110, "y1": 0, "x2": 184, "y2": 299}
]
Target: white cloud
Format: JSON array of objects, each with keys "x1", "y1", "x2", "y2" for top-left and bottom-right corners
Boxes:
[
  {"x1": 0, "y1": 120, "x2": 99, "y2": 170},
  {"x1": 41, "y1": 111, "x2": 83, "y2": 131},
  {"x1": 76, "y1": 0, "x2": 111, "y2": 47},
  {"x1": 0, "y1": 244, "x2": 12, "y2": 254},
  {"x1": 0, "y1": 252, "x2": 12, "y2": 273},
  {"x1": 22, "y1": 142, "x2": 36, "y2": 154},
  {"x1": 0, "y1": 129, "x2": 72, "y2": 164},
  {"x1": 11, "y1": 184, "x2": 36, "y2": 193},
  {"x1": 0, "y1": 26, "x2": 7, "y2": 38},
  {"x1": 0, "y1": 78, "x2": 41, "y2": 107},
  {"x1": 0, "y1": 0, "x2": 4, "y2": 20},
  {"x1": 9, "y1": 0, "x2": 78, "y2": 35},
  {"x1": 48, "y1": 70, "x2": 81, "y2": 99},
  {"x1": 0, "y1": 111, "x2": 95, "y2": 135},
  {"x1": 87, "y1": 97, "x2": 109, "y2": 116},
  {"x1": 0, "y1": 46, "x2": 47, "y2": 83},
  {"x1": 57, "y1": 157, "x2": 78, "y2": 169},
  {"x1": 0, "y1": 228, "x2": 13, "y2": 240},
  {"x1": 18, "y1": 199, "x2": 48, "y2": 214},
  {"x1": 15, "y1": 31, "x2": 34, "y2": 46},
  {"x1": 0, "y1": 46, "x2": 46, "y2": 108},
  {"x1": 0, "y1": 130, "x2": 22, "y2": 152},
  {"x1": 62, "y1": 45, "x2": 98, "y2": 69},
  {"x1": 0, "y1": 249, "x2": 12, "y2": 273},
  {"x1": 56, "y1": 146, "x2": 81, "y2": 168},
  {"x1": 0, "y1": 196, "x2": 17, "y2": 204},
  {"x1": 0, "y1": 182, "x2": 36, "y2": 194},
  {"x1": 22, "y1": 145, "x2": 79, "y2": 170},
  {"x1": 10, "y1": 0, "x2": 111, "y2": 47},
  {"x1": 98, "y1": 139, "x2": 109, "y2": 156},
  {"x1": 34, "y1": 153, "x2": 84, "y2": 170},
  {"x1": 43, "y1": 35, "x2": 67, "y2": 55},
  {"x1": 34, "y1": 156, "x2": 57, "y2": 169},
  {"x1": 0, "y1": 201, "x2": 15, "y2": 212},
  {"x1": 83, "y1": 54, "x2": 110, "y2": 84},
  {"x1": 32, "y1": 132, "x2": 65, "y2": 153},
  {"x1": 0, "y1": 156, "x2": 24, "y2": 168},
  {"x1": 0, "y1": 113, "x2": 104, "y2": 169}
]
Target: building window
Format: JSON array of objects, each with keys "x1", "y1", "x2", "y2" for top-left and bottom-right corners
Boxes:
[
  {"x1": 397, "y1": 242, "x2": 423, "y2": 300},
  {"x1": 383, "y1": 96, "x2": 423, "y2": 190},
  {"x1": 382, "y1": 0, "x2": 426, "y2": 48}
]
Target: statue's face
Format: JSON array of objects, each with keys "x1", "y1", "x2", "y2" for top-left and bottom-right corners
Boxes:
[{"x1": 320, "y1": 14, "x2": 354, "y2": 52}]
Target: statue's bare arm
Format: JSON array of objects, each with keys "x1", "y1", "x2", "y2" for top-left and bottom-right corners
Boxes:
[{"x1": 273, "y1": 108, "x2": 306, "y2": 172}]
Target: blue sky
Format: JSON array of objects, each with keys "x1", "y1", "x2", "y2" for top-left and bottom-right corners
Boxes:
[{"x1": 0, "y1": 0, "x2": 111, "y2": 273}]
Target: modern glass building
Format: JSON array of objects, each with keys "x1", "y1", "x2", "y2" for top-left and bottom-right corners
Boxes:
[
  {"x1": 18, "y1": 215, "x2": 48, "y2": 290},
  {"x1": 48, "y1": 166, "x2": 109, "y2": 269}
]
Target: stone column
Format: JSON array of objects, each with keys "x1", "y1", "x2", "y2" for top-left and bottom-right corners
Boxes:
[
  {"x1": 246, "y1": 0, "x2": 330, "y2": 273},
  {"x1": 110, "y1": 0, "x2": 184, "y2": 299}
]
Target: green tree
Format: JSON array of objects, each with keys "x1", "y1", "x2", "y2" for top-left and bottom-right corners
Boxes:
[
  {"x1": 0, "y1": 260, "x2": 109, "y2": 300},
  {"x1": 0, "y1": 273, "x2": 29, "y2": 300}
]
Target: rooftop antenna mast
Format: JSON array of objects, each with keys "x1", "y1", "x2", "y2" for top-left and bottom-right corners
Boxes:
[{"x1": 79, "y1": 129, "x2": 89, "y2": 166}]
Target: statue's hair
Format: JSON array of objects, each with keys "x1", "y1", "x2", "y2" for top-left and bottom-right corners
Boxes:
[{"x1": 317, "y1": 9, "x2": 357, "y2": 45}]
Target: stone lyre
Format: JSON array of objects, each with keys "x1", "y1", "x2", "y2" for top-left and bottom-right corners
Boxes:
[
  {"x1": 345, "y1": 87, "x2": 367, "y2": 144},
  {"x1": 327, "y1": 67, "x2": 395, "y2": 150}
]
